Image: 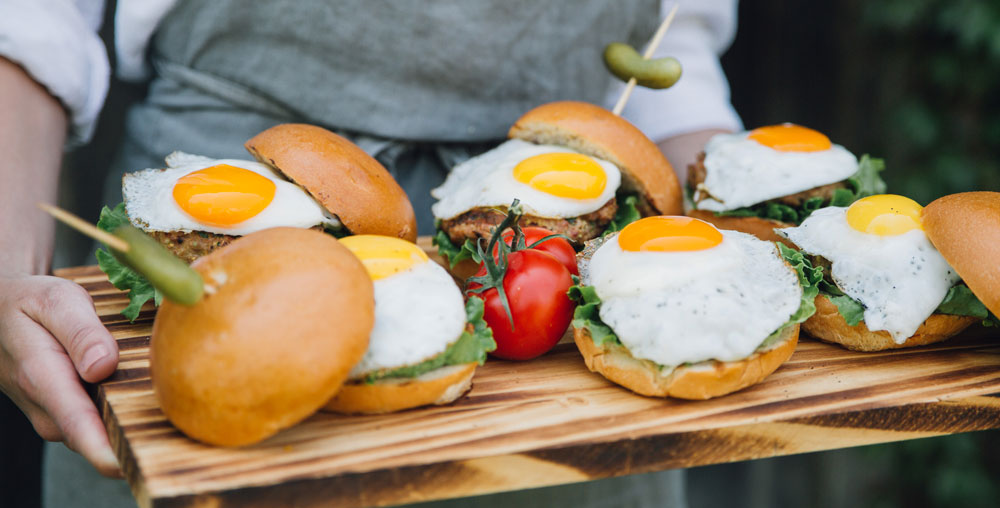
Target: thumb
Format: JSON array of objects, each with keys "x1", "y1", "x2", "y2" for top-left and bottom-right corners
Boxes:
[{"x1": 24, "y1": 278, "x2": 119, "y2": 383}]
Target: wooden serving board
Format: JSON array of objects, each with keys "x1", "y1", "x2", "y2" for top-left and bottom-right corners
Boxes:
[{"x1": 60, "y1": 238, "x2": 1000, "y2": 508}]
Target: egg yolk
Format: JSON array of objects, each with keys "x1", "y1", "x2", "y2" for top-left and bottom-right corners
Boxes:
[
  {"x1": 339, "y1": 235, "x2": 428, "y2": 281},
  {"x1": 512, "y1": 153, "x2": 607, "y2": 200},
  {"x1": 172, "y1": 164, "x2": 276, "y2": 227},
  {"x1": 748, "y1": 124, "x2": 832, "y2": 152},
  {"x1": 618, "y1": 216, "x2": 723, "y2": 252},
  {"x1": 846, "y1": 194, "x2": 923, "y2": 236}
]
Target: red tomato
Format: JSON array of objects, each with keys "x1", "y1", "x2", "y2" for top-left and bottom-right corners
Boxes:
[
  {"x1": 493, "y1": 227, "x2": 579, "y2": 276},
  {"x1": 468, "y1": 249, "x2": 575, "y2": 360}
]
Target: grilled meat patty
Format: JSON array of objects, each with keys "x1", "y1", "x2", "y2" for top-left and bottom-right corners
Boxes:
[
  {"x1": 148, "y1": 231, "x2": 240, "y2": 264},
  {"x1": 440, "y1": 198, "x2": 618, "y2": 245},
  {"x1": 149, "y1": 226, "x2": 326, "y2": 264}
]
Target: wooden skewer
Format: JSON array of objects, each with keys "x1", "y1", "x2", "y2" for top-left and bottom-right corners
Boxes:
[
  {"x1": 612, "y1": 3, "x2": 680, "y2": 116},
  {"x1": 38, "y1": 203, "x2": 130, "y2": 252},
  {"x1": 40, "y1": 202, "x2": 218, "y2": 296}
]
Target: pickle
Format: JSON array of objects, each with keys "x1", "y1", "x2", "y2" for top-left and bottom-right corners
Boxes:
[
  {"x1": 111, "y1": 225, "x2": 204, "y2": 305},
  {"x1": 603, "y1": 42, "x2": 682, "y2": 89}
]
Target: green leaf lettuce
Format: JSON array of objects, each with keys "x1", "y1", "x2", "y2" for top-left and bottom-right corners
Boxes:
[
  {"x1": 602, "y1": 194, "x2": 641, "y2": 236},
  {"x1": 431, "y1": 223, "x2": 481, "y2": 268},
  {"x1": 95, "y1": 203, "x2": 161, "y2": 322}
]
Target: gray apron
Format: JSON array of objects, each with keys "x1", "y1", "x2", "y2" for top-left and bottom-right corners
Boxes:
[
  {"x1": 51, "y1": 1, "x2": 687, "y2": 507},
  {"x1": 103, "y1": 0, "x2": 661, "y2": 233}
]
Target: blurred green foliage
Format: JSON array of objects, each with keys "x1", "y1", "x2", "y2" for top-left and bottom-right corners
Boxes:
[
  {"x1": 863, "y1": 432, "x2": 1000, "y2": 508},
  {"x1": 861, "y1": 0, "x2": 1000, "y2": 203},
  {"x1": 845, "y1": 4, "x2": 1000, "y2": 507}
]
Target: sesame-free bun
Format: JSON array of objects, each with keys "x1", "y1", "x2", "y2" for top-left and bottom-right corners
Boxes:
[
  {"x1": 245, "y1": 124, "x2": 417, "y2": 242},
  {"x1": 509, "y1": 101, "x2": 682, "y2": 216},
  {"x1": 923, "y1": 191, "x2": 1000, "y2": 317},
  {"x1": 151, "y1": 228, "x2": 374, "y2": 446},
  {"x1": 573, "y1": 324, "x2": 798, "y2": 400},
  {"x1": 802, "y1": 294, "x2": 978, "y2": 352},
  {"x1": 686, "y1": 209, "x2": 795, "y2": 247},
  {"x1": 323, "y1": 363, "x2": 477, "y2": 415}
]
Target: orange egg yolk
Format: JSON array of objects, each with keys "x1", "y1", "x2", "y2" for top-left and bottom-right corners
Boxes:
[
  {"x1": 512, "y1": 153, "x2": 607, "y2": 200},
  {"x1": 172, "y1": 164, "x2": 276, "y2": 227},
  {"x1": 339, "y1": 235, "x2": 428, "y2": 281},
  {"x1": 846, "y1": 194, "x2": 923, "y2": 236},
  {"x1": 618, "y1": 216, "x2": 723, "y2": 252},
  {"x1": 748, "y1": 124, "x2": 832, "y2": 152}
]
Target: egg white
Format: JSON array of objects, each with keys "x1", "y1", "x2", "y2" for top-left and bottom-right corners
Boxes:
[
  {"x1": 123, "y1": 152, "x2": 339, "y2": 236},
  {"x1": 585, "y1": 231, "x2": 802, "y2": 368},
  {"x1": 693, "y1": 132, "x2": 859, "y2": 212},
  {"x1": 348, "y1": 260, "x2": 467, "y2": 379},
  {"x1": 431, "y1": 139, "x2": 621, "y2": 220},
  {"x1": 778, "y1": 207, "x2": 959, "y2": 342}
]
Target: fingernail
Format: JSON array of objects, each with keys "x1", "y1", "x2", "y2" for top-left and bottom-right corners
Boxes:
[
  {"x1": 98, "y1": 448, "x2": 123, "y2": 478},
  {"x1": 81, "y1": 344, "x2": 110, "y2": 374}
]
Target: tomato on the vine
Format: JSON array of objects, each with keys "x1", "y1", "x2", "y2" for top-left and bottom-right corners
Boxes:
[
  {"x1": 468, "y1": 249, "x2": 574, "y2": 360},
  {"x1": 466, "y1": 200, "x2": 577, "y2": 361},
  {"x1": 494, "y1": 227, "x2": 579, "y2": 276}
]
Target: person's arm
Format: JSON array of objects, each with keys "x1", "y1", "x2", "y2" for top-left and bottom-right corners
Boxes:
[
  {"x1": 0, "y1": 58, "x2": 120, "y2": 476},
  {"x1": 657, "y1": 128, "x2": 729, "y2": 185},
  {"x1": 610, "y1": 0, "x2": 741, "y2": 181}
]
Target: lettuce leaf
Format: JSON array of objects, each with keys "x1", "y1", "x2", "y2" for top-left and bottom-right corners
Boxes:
[
  {"x1": 432, "y1": 222, "x2": 481, "y2": 268},
  {"x1": 828, "y1": 294, "x2": 866, "y2": 326},
  {"x1": 937, "y1": 284, "x2": 990, "y2": 318},
  {"x1": 363, "y1": 297, "x2": 496, "y2": 383},
  {"x1": 712, "y1": 155, "x2": 886, "y2": 224},
  {"x1": 848, "y1": 155, "x2": 888, "y2": 197},
  {"x1": 776, "y1": 243, "x2": 821, "y2": 328},
  {"x1": 567, "y1": 284, "x2": 620, "y2": 346},
  {"x1": 95, "y1": 203, "x2": 161, "y2": 322},
  {"x1": 602, "y1": 194, "x2": 641, "y2": 236},
  {"x1": 817, "y1": 280, "x2": 866, "y2": 326}
]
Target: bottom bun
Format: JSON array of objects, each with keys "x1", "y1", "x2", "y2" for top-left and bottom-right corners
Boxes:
[
  {"x1": 803, "y1": 294, "x2": 978, "y2": 352},
  {"x1": 323, "y1": 363, "x2": 477, "y2": 414},
  {"x1": 686, "y1": 209, "x2": 794, "y2": 246},
  {"x1": 573, "y1": 325, "x2": 798, "y2": 400}
]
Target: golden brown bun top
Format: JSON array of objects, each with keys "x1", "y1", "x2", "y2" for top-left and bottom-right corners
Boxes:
[
  {"x1": 508, "y1": 101, "x2": 682, "y2": 216},
  {"x1": 151, "y1": 227, "x2": 374, "y2": 446},
  {"x1": 245, "y1": 124, "x2": 417, "y2": 242},
  {"x1": 923, "y1": 191, "x2": 1000, "y2": 317}
]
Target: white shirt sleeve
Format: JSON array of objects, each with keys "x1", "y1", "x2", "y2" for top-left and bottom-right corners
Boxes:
[
  {"x1": 606, "y1": 0, "x2": 743, "y2": 142},
  {"x1": 115, "y1": 0, "x2": 179, "y2": 81},
  {"x1": 0, "y1": 0, "x2": 110, "y2": 146}
]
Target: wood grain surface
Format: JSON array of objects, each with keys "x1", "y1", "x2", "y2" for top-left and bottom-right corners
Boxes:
[{"x1": 58, "y1": 238, "x2": 1000, "y2": 508}]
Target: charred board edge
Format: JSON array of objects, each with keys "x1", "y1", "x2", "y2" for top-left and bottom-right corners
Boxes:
[
  {"x1": 141, "y1": 397, "x2": 1000, "y2": 508},
  {"x1": 98, "y1": 386, "x2": 154, "y2": 508}
]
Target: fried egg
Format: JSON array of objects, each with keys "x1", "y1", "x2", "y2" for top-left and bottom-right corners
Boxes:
[
  {"x1": 693, "y1": 124, "x2": 859, "y2": 212},
  {"x1": 778, "y1": 194, "x2": 959, "y2": 342},
  {"x1": 340, "y1": 235, "x2": 467, "y2": 379},
  {"x1": 431, "y1": 139, "x2": 621, "y2": 220},
  {"x1": 123, "y1": 152, "x2": 340, "y2": 236},
  {"x1": 583, "y1": 216, "x2": 802, "y2": 368}
]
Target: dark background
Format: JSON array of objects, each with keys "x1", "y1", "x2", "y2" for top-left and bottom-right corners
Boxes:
[{"x1": 3, "y1": 1, "x2": 999, "y2": 507}]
